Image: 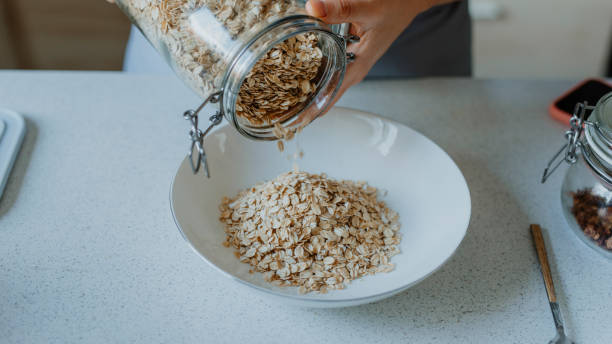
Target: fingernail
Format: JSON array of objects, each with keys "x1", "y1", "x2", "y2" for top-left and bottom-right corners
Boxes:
[{"x1": 306, "y1": 0, "x2": 327, "y2": 18}]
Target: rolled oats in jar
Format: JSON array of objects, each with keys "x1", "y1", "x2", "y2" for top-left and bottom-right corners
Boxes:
[{"x1": 112, "y1": 0, "x2": 355, "y2": 175}]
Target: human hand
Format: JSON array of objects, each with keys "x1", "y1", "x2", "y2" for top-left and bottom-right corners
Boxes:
[{"x1": 306, "y1": 0, "x2": 455, "y2": 105}]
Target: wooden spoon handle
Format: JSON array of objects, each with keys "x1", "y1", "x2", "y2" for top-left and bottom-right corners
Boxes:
[{"x1": 530, "y1": 224, "x2": 557, "y2": 303}]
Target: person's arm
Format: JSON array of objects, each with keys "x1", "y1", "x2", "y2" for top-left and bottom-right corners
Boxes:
[{"x1": 306, "y1": 0, "x2": 459, "y2": 102}]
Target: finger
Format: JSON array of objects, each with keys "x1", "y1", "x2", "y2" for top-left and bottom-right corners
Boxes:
[
  {"x1": 305, "y1": 0, "x2": 373, "y2": 24},
  {"x1": 305, "y1": 0, "x2": 327, "y2": 18}
]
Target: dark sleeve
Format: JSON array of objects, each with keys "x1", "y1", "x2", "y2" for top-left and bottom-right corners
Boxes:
[{"x1": 366, "y1": 0, "x2": 472, "y2": 79}]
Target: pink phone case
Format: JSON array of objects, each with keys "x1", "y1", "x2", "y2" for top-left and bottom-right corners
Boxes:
[{"x1": 549, "y1": 78, "x2": 612, "y2": 126}]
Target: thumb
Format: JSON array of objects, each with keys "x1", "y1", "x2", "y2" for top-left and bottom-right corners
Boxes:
[{"x1": 306, "y1": 0, "x2": 370, "y2": 24}]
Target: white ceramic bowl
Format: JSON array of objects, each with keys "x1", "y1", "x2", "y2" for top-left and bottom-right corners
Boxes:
[{"x1": 171, "y1": 107, "x2": 471, "y2": 307}]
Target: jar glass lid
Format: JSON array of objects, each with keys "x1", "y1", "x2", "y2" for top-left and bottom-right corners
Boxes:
[
  {"x1": 542, "y1": 91, "x2": 612, "y2": 184},
  {"x1": 583, "y1": 92, "x2": 612, "y2": 184},
  {"x1": 593, "y1": 92, "x2": 612, "y2": 140}
]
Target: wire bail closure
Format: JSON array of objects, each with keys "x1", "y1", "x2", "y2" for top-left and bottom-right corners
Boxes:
[
  {"x1": 184, "y1": 91, "x2": 223, "y2": 177},
  {"x1": 182, "y1": 24, "x2": 357, "y2": 178},
  {"x1": 336, "y1": 23, "x2": 359, "y2": 63},
  {"x1": 541, "y1": 101, "x2": 596, "y2": 183},
  {"x1": 344, "y1": 34, "x2": 358, "y2": 62}
]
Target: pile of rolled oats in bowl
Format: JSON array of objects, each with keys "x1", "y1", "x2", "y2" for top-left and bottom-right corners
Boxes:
[
  {"x1": 219, "y1": 171, "x2": 401, "y2": 294},
  {"x1": 117, "y1": 0, "x2": 322, "y2": 127}
]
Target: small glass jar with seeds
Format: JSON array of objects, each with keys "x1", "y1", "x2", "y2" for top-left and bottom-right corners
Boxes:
[
  {"x1": 113, "y1": 0, "x2": 356, "y2": 175},
  {"x1": 542, "y1": 92, "x2": 612, "y2": 259}
]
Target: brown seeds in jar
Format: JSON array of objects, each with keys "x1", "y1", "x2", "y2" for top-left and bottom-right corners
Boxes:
[{"x1": 571, "y1": 189, "x2": 612, "y2": 250}]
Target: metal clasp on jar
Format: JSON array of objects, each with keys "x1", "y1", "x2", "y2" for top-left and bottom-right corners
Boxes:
[
  {"x1": 541, "y1": 101, "x2": 596, "y2": 183},
  {"x1": 334, "y1": 23, "x2": 359, "y2": 62},
  {"x1": 183, "y1": 91, "x2": 223, "y2": 178}
]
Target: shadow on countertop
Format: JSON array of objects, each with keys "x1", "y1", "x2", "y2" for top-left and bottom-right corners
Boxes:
[
  {"x1": 302, "y1": 154, "x2": 555, "y2": 340},
  {"x1": 0, "y1": 117, "x2": 37, "y2": 219}
]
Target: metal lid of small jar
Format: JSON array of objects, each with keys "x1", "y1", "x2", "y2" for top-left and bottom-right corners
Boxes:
[
  {"x1": 542, "y1": 91, "x2": 612, "y2": 185},
  {"x1": 593, "y1": 92, "x2": 612, "y2": 138},
  {"x1": 582, "y1": 92, "x2": 612, "y2": 186}
]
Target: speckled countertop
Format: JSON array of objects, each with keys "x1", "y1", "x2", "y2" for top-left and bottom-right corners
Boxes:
[{"x1": 1, "y1": 71, "x2": 611, "y2": 343}]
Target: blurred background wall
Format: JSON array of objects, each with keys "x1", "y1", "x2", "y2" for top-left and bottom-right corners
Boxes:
[
  {"x1": 0, "y1": 0, "x2": 130, "y2": 70},
  {"x1": 472, "y1": 0, "x2": 612, "y2": 78},
  {"x1": 0, "y1": 0, "x2": 610, "y2": 78}
]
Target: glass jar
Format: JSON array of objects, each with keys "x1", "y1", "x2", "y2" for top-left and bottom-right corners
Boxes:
[
  {"x1": 113, "y1": 0, "x2": 355, "y2": 176},
  {"x1": 543, "y1": 92, "x2": 612, "y2": 259}
]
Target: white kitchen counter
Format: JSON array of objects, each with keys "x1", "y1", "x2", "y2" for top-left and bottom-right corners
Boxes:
[{"x1": 1, "y1": 71, "x2": 610, "y2": 343}]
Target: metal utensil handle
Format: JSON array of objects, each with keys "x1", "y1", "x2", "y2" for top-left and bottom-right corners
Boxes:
[
  {"x1": 530, "y1": 224, "x2": 565, "y2": 331},
  {"x1": 183, "y1": 91, "x2": 223, "y2": 177},
  {"x1": 549, "y1": 302, "x2": 565, "y2": 332}
]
